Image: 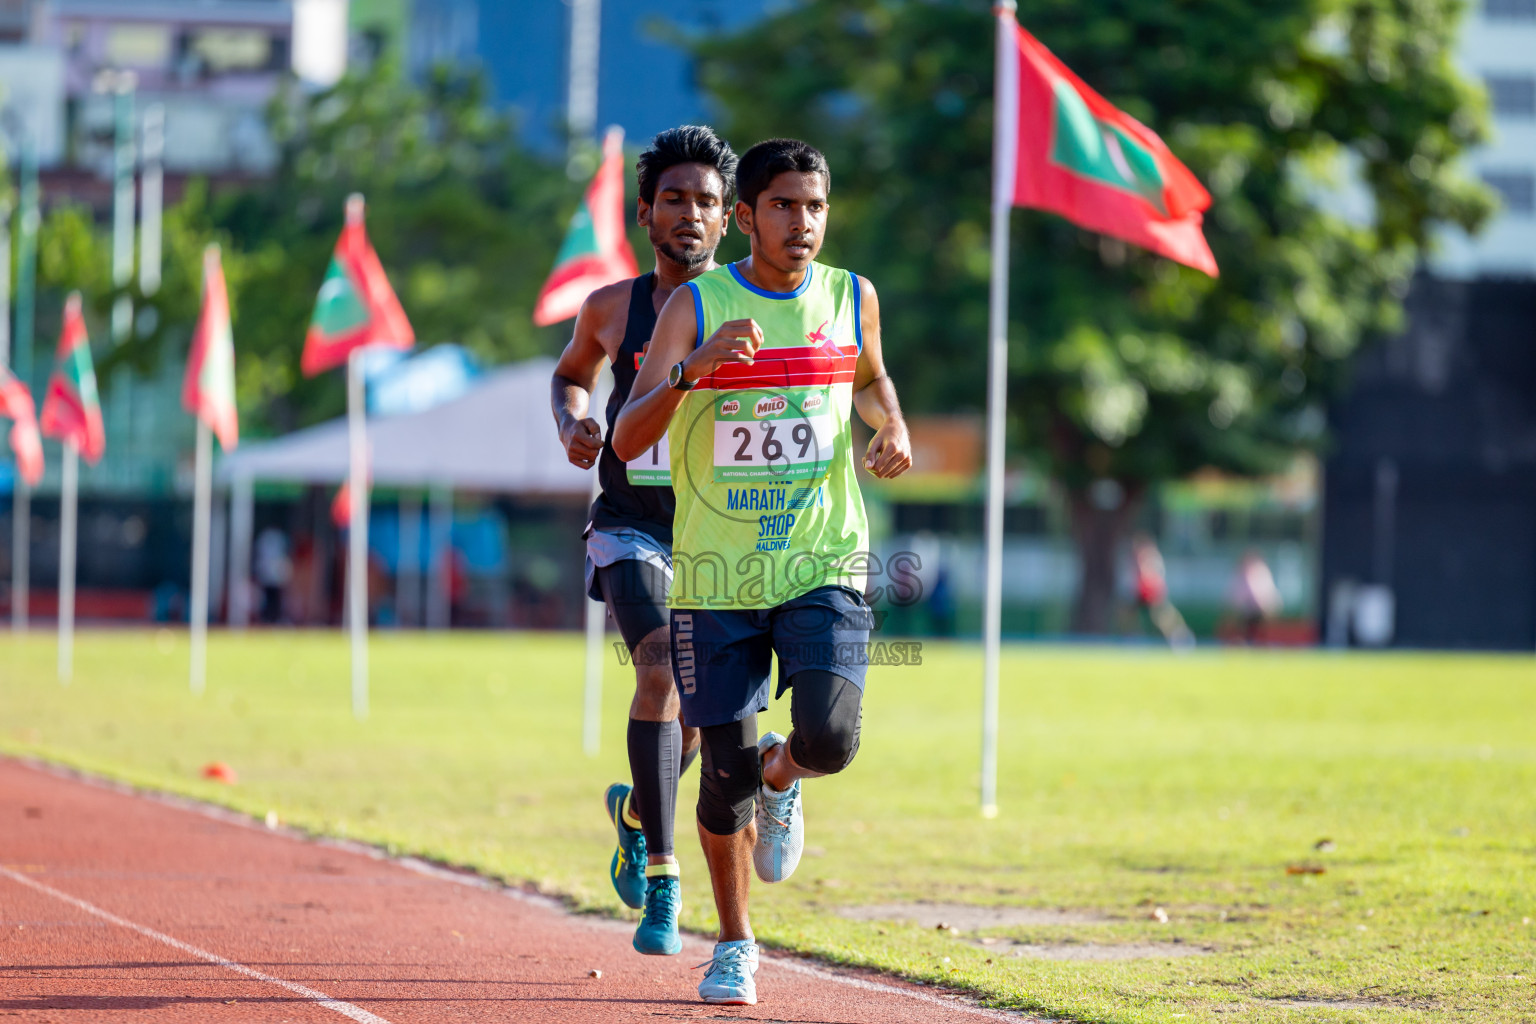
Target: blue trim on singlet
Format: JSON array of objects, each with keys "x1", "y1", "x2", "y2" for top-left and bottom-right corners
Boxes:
[
  {"x1": 687, "y1": 281, "x2": 704, "y2": 348},
  {"x1": 728, "y1": 260, "x2": 814, "y2": 300},
  {"x1": 849, "y1": 270, "x2": 863, "y2": 353}
]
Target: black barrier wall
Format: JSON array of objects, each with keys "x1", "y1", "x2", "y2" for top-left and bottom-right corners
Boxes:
[{"x1": 1322, "y1": 275, "x2": 1536, "y2": 650}]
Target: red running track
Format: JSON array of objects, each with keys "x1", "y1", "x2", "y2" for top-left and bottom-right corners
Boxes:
[{"x1": 0, "y1": 759, "x2": 1028, "y2": 1023}]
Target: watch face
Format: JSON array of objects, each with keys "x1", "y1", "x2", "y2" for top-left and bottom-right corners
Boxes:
[{"x1": 668, "y1": 362, "x2": 682, "y2": 388}]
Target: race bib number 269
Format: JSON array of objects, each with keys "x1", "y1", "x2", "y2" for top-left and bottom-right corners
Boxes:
[{"x1": 713, "y1": 387, "x2": 836, "y2": 483}]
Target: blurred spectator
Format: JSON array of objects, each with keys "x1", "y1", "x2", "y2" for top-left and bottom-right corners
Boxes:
[
  {"x1": 1229, "y1": 550, "x2": 1282, "y2": 645},
  {"x1": 151, "y1": 582, "x2": 187, "y2": 623},
  {"x1": 288, "y1": 535, "x2": 320, "y2": 625},
  {"x1": 253, "y1": 527, "x2": 292, "y2": 624},
  {"x1": 928, "y1": 564, "x2": 955, "y2": 637},
  {"x1": 1132, "y1": 534, "x2": 1193, "y2": 649},
  {"x1": 449, "y1": 548, "x2": 469, "y2": 626},
  {"x1": 368, "y1": 550, "x2": 393, "y2": 627}
]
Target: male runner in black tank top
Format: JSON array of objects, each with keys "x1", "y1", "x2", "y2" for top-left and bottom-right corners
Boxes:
[{"x1": 550, "y1": 126, "x2": 737, "y2": 958}]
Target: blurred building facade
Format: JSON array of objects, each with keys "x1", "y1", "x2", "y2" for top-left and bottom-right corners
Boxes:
[
  {"x1": 1323, "y1": 1, "x2": 1536, "y2": 649},
  {"x1": 1434, "y1": 0, "x2": 1536, "y2": 277},
  {"x1": 2, "y1": 0, "x2": 310, "y2": 179},
  {"x1": 405, "y1": 0, "x2": 771, "y2": 149}
]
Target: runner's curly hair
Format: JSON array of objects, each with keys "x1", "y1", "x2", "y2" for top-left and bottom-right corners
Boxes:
[{"x1": 637, "y1": 125, "x2": 738, "y2": 206}]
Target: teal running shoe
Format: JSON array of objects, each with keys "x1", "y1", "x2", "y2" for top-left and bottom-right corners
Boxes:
[
  {"x1": 695, "y1": 939, "x2": 759, "y2": 1005},
  {"x1": 753, "y1": 732, "x2": 804, "y2": 883},
  {"x1": 603, "y1": 783, "x2": 647, "y2": 909},
  {"x1": 632, "y1": 873, "x2": 682, "y2": 956}
]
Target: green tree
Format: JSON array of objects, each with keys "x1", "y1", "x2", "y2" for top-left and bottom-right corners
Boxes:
[
  {"x1": 208, "y1": 60, "x2": 574, "y2": 433},
  {"x1": 695, "y1": 0, "x2": 1492, "y2": 631},
  {"x1": 42, "y1": 61, "x2": 574, "y2": 435},
  {"x1": 32, "y1": 188, "x2": 224, "y2": 385}
]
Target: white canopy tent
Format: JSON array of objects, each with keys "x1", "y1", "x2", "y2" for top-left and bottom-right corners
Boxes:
[
  {"x1": 219, "y1": 356, "x2": 590, "y2": 492},
  {"x1": 215, "y1": 357, "x2": 593, "y2": 626}
]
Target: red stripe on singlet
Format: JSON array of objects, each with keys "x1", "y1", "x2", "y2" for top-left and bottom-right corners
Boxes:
[{"x1": 696, "y1": 343, "x2": 857, "y2": 391}]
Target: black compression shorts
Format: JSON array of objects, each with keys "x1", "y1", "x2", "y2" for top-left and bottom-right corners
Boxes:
[{"x1": 596, "y1": 558, "x2": 670, "y2": 654}]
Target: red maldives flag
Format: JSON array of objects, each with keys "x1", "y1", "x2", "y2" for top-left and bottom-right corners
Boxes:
[
  {"x1": 0, "y1": 366, "x2": 44, "y2": 486},
  {"x1": 183, "y1": 244, "x2": 239, "y2": 450},
  {"x1": 1001, "y1": 15, "x2": 1218, "y2": 276},
  {"x1": 331, "y1": 481, "x2": 352, "y2": 528},
  {"x1": 330, "y1": 476, "x2": 372, "y2": 529},
  {"x1": 302, "y1": 194, "x2": 415, "y2": 377},
  {"x1": 532, "y1": 127, "x2": 640, "y2": 326},
  {"x1": 40, "y1": 292, "x2": 107, "y2": 464}
]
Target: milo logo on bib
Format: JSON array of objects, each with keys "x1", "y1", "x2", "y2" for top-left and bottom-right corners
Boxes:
[
  {"x1": 713, "y1": 385, "x2": 836, "y2": 483},
  {"x1": 754, "y1": 395, "x2": 788, "y2": 418}
]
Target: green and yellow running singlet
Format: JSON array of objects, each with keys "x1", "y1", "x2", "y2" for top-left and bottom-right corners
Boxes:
[{"x1": 667, "y1": 261, "x2": 870, "y2": 610}]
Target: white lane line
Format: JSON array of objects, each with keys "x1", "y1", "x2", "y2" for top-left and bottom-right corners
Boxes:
[
  {"x1": 0, "y1": 864, "x2": 393, "y2": 1024},
  {"x1": 767, "y1": 954, "x2": 1030, "y2": 1022}
]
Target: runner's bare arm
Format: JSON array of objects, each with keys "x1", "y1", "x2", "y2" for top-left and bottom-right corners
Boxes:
[
  {"x1": 851, "y1": 275, "x2": 912, "y2": 479},
  {"x1": 550, "y1": 284, "x2": 625, "y2": 469},
  {"x1": 612, "y1": 289, "x2": 764, "y2": 462}
]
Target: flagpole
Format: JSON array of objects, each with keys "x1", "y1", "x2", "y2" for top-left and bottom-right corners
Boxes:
[
  {"x1": 227, "y1": 474, "x2": 253, "y2": 628},
  {"x1": 189, "y1": 418, "x2": 212, "y2": 693},
  {"x1": 980, "y1": 0, "x2": 1019, "y2": 819},
  {"x1": 565, "y1": 0, "x2": 600, "y2": 165},
  {"x1": 581, "y1": 369, "x2": 611, "y2": 757},
  {"x1": 10, "y1": 128, "x2": 38, "y2": 635},
  {"x1": 12, "y1": 480, "x2": 28, "y2": 632},
  {"x1": 346, "y1": 346, "x2": 369, "y2": 720},
  {"x1": 139, "y1": 103, "x2": 164, "y2": 297},
  {"x1": 58, "y1": 442, "x2": 78, "y2": 683},
  {"x1": 0, "y1": 192, "x2": 13, "y2": 637},
  {"x1": 581, "y1": 459, "x2": 604, "y2": 756}
]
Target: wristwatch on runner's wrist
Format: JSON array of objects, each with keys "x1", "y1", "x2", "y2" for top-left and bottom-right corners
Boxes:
[{"x1": 668, "y1": 361, "x2": 699, "y2": 391}]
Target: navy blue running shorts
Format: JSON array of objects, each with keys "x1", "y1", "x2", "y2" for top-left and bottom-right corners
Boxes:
[{"x1": 669, "y1": 585, "x2": 875, "y2": 729}]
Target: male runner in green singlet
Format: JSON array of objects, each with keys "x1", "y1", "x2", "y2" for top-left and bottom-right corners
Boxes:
[
  {"x1": 550, "y1": 126, "x2": 736, "y2": 958},
  {"x1": 613, "y1": 138, "x2": 912, "y2": 1005}
]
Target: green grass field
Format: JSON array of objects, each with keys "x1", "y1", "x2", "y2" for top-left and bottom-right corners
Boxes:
[{"x1": 2, "y1": 630, "x2": 1533, "y2": 1022}]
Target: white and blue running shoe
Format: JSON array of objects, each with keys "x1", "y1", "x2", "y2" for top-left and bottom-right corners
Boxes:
[
  {"x1": 695, "y1": 939, "x2": 759, "y2": 1005},
  {"x1": 753, "y1": 732, "x2": 805, "y2": 883}
]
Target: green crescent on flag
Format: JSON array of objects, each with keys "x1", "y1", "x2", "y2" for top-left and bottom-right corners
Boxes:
[{"x1": 311, "y1": 257, "x2": 374, "y2": 339}]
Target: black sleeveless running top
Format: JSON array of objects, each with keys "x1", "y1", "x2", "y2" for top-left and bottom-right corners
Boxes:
[{"x1": 588, "y1": 273, "x2": 675, "y2": 544}]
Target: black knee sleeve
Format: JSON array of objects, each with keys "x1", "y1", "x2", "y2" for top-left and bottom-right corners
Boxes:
[
  {"x1": 696, "y1": 716, "x2": 760, "y2": 836},
  {"x1": 788, "y1": 670, "x2": 862, "y2": 775}
]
